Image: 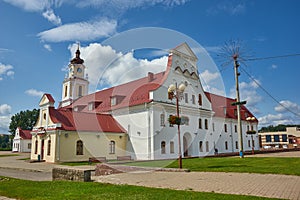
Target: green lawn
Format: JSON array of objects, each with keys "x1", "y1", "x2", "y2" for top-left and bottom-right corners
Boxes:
[
  {"x1": 167, "y1": 157, "x2": 300, "y2": 176},
  {"x1": 0, "y1": 154, "x2": 19, "y2": 157},
  {"x1": 0, "y1": 177, "x2": 278, "y2": 200}
]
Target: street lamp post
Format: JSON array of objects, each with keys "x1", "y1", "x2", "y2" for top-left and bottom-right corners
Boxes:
[
  {"x1": 246, "y1": 117, "x2": 256, "y2": 155},
  {"x1": 168, "y1": 82, "x2": 186, "y2": 169}
]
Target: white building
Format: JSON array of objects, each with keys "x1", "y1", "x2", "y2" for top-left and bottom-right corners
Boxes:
[
  {"x1": 13, "y1": 127, "x2": 32, "y2": 152},
  {"x1": 31, "y1": 43, "x2": 259, "y2": 162}
]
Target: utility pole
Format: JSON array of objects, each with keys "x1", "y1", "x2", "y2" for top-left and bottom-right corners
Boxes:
[{"x1": 233, "y1": 54, "x2": 244, "y2": 158}]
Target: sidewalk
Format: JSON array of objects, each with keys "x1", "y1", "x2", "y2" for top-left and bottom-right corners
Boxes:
[{"x1": 95, "y1": 170, "x2": 300, "y2": 200}]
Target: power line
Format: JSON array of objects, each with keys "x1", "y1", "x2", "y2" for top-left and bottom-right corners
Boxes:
[
  {"x1": 245, "y1": 53, "x2": 300, "y2": 61},
  {"x1": 240, "y1": 66, "x2": 300, "y2": 118}
]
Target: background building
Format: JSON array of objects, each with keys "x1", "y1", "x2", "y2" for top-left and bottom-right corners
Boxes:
[
  {"x1": 12, "y1": 127, "x2": 32, "y2": 152},
  {"x1": 259, "y1": 127, "x2": 300, "y2": 149}
]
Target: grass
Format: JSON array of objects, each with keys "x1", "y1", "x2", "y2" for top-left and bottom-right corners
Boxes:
[
  {"x1": 124, "y1": 159, "x2": 175, "y2": 168},
  {"x1": 0, "y1": 154, "x2": 19, "y2": 157},
  {"x1": 166, "y1": 157, "x2": 300, "y2": 176},
  {"x1": 0, "y1": 177, "x2": 278, "y2": 200}
]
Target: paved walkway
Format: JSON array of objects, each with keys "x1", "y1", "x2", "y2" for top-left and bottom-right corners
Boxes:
[{"x1": 0, "y1": 151, "x2": 300, "y2": 199}]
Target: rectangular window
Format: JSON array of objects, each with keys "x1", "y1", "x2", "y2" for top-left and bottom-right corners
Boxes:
[
  {"x1": 266, "y1": 135, "x2": 271, "y2": 142},
  {"x1": 225, "y1": 141, "x2": 228, "y2": 150},
  {"x1": 235, "y1": 141, "x2": 238, "y2": 149},
  {"x1": 198, "y1": 94, "x2": 202, "y2": 106},
  {"x1": 170, "y1": 141, "x2": 174, "y2": 154},
  {"x1": 205, "y1": 141, "x2": 209, "y2": 152},
  {"x1": 212, "y1": 123, "x2": 215, "y2": 132},
  {"x1": 184, "y1": 93, "x2": 188, "y2": 103},
  {"x1": 248, "y1": 140, "x2": 251, "y2": 147},
  {"x1": 192, "y1": 95, "x2": 195, "y2": 104},
  {"x1": 28, "y1": 143, "x2": 31, "y2": 149},
  {"x1": 224, "y1": 124, "x2": 227, "y2": 133},
  {"x1": 274, "y1": 135, "x2": 280, "y2": 142},
  {"x1": 160, "y1": 113, "x2": 165, "y2": 126},
  {"x1": 282, "y1": 134, "x2": 287, "y2": 142},
  {"x1": 234, "y1": 125, "x2": 237, "y2": 133}
]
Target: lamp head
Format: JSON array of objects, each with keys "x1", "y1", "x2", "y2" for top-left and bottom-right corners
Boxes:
[
  {"x1": 168, "y1": 84, "x2": 176, "y2": 92},
  {"x1": 178, "y1": 83, "x2": 186, "y2": 92}
]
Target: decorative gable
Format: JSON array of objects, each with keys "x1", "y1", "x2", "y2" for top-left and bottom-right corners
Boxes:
[
  {"x1": 39, "y1": 94, "x2": 55, "y2": 107},
  {"x1": 170, "y1": 42, "x2": 198, "y2": 63}
]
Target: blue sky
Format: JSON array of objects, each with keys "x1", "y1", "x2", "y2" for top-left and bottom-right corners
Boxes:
[{"x1": 0, "y1": 0, "x2": 300, "y2": 134}]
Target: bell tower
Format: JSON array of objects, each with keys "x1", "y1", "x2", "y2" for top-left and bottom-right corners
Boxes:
[{"x1": 61, "y1": 44, "x2": 89, "y2": 107}]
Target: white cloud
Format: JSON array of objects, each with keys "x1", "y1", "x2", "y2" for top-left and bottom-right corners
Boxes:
[
  {"x1": 0, "y1": 115, "x2": 11, "y2": 134},
  {"x1": 230, "y1": 79, "x2": 262, "y2": 114},
  {"x1": 43, "y1": 44, "x2": 52, "y2": 51},
  {"x1": 68, "y1": 43, "x2": 167, "y2": 88},
  {"x1": 207, "y1": 1, "x2": 246, "y2": 16},
  {"x1": 0, "y1": 104, "x2": 11, "y2": 115},
  {"x1": 25, "y1": 89, "x2": 44, "y2": 97},
  {"x1": 3, "y1": 0, "x2": 50, "y2": 12},
  {"x1": 38, "y1": 19, "x2": 117, "y2": 42},
  {"x1": 42, "y1": 9, "x2": 62, "y2": 25},
  {"x1": 275, "y1": 100, "x2": 300, "y2": 114},
  {"x1": 258, "y1": 113, "x2": 293, "y2": 127},
  {"x1": 199, "y1": 69, "x2": 225, "y2": 96},
  {"x1": 271, "y1": 64, "x2": 278, "y2": 69},
  {"x1": 0, "y1": 63, "x2": 14, "y2": 80},
  {"x1": 0, "y1": 104, "x2": 12, "y2": 134},
  {"x1": 76, "y1": 0, "x2": 189, "y2": 14},
  {"x1": 3, "y1": 0, "x2": 62, "y2": 25}
]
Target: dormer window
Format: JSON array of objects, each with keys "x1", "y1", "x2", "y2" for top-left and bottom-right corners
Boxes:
[
  {"x1": 88, "y1": 102, "x2": 94, "y2": 111},
  {"x1": 111, "y1": 97, "x2": 117, "y2": 106},
  {"x1": 110, "y1": 95, "x2": 125, "y2": 106}
]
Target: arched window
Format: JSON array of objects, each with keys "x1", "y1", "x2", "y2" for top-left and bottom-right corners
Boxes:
[
  {"x1": 109, "y1": 141, "x2": 115, "y2": 154},
  {"x1": 76, "y1": 140, "x2": 83, "y2": 155},
  {"x1": 198, "y1": 118, "x2": 202, "y2": 129},
  {"x1": 78, "y1": 85, "x2": 83, "y2": 97},
  {"x1": 35, "y1": 140, "x2": 38, "y2": 154},
  {"x1": 161, "y1": 141, "x2": 166, "y2": 154},
  {"x1": 204, "y1": 119, "x2": 208, "y2": 130},
  {"x1": 47, "y1": 140, "x2": 51, "y2": 156},
  {"x1": 224, "y1": 124, "x2": 228, "y2": 132},
  {"x1": 199, "y1": 141, "x2": 203, "y2": 152},
  {"x1": 225, "y1": 141, "x2": 228, "y2": 150}
]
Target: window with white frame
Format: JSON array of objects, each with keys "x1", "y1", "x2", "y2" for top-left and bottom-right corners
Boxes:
[
  {"x1": 161, "y1": 141, "x2": 166, "y2": 154},
  {"x1": 170, "y1": 141, "x2": 174, "y2": 154},
  {"x1": 109, "y1": 141, "x2": 115, "y2": 154}
]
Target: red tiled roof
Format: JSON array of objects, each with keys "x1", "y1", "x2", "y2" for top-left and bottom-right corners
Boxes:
[
  {"x1": 49, "y1": 107, "x2": 126, "y2": 133},
  {"x1": 44, "y1": 93, "x2": 55, "y2": 103},
  {"x1": 205, "y1": 92, "x2": 258, "y2": 122},
  {"x1": 67, "y1": 70, "x2": 169, "y2": 112},
  {"x1": 18, "y1": 128, "x2": 32, "y2": 139}
]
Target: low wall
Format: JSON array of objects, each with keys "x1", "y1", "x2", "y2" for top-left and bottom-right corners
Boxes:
[{"x1": 52, "y1": 168, "x2": 92, "y2": 182}]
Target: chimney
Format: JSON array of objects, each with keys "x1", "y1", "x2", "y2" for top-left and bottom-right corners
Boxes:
[{"x1": 148, "y1": 72, "x2": 154, "y2": 82}]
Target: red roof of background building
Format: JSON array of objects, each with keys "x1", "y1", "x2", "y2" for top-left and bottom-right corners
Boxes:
[
  {"x1": 48, "y1": 107, "x2": 126, "y2": 133},
  {"x1": 17, "y1": 127, "x2": 32, "y2": 139},
  {"x1": 205, "y1": 92, "x2": 258, "y2": 122}
]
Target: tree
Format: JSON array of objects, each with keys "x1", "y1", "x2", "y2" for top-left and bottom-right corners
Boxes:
[{"x1": 9, "y1": 109, "x2": 39, "y2": 136}]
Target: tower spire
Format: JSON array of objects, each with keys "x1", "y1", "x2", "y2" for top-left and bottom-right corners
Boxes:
[{"x1": 70, "y1": 42, "x2": 84, "y2": 64}]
